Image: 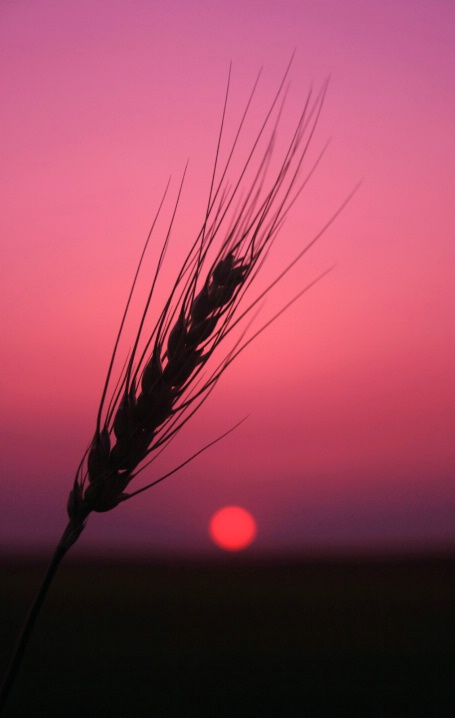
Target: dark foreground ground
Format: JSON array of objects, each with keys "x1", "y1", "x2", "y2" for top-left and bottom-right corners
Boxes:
[{"x1": 1, "y1": 554, "x2": 454, "y2": 718}]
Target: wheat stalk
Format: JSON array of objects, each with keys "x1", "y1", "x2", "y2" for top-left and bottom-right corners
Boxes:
[{"x1": 0, "y1": 61, "x2": 355, "y2": 711}]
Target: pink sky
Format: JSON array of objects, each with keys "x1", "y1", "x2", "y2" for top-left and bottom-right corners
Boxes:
[{"x1": 1, "y1": 0, "x2": 454, "y2": 556}]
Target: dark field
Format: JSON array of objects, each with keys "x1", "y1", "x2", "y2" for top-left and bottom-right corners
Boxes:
[{"x1": 1, "y1": 555, "x2": 454, "y2": 717}]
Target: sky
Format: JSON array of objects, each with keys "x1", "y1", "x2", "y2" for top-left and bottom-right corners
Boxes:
[{"x1": 1, "y1": 0, "x2": 454, "y2": 557}]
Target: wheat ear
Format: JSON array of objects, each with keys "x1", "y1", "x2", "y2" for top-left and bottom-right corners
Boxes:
[
  {"x1": 66, "y1": 70, "x2": 330, "y2": 535},
  {"x1": 0, "y1": 61, "x2": 353, "y2": 711}
]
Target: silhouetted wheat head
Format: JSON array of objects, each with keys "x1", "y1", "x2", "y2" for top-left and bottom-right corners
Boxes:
[
  {"x1": 63, "y1": 64, "x2": 347, "y2": 549},
  {"x1": 0, "y1": 61, "x2": 357, "y2": 710}
]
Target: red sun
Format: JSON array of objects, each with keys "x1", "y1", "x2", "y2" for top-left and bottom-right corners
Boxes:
[{"x1": 209, "y1": 506, "x2": 257, "y2": 551}]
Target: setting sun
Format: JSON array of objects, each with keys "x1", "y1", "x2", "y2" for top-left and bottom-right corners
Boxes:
[{"x1": 209, "y1": 506, "x2": 257, "y2": 551}]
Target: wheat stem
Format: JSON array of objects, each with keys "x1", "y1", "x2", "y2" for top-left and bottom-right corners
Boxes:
[{"x1": 0, "y1": 521, "x2": 84, "y2": 712}]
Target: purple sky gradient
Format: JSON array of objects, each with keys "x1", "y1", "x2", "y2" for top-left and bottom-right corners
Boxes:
[{"x1": 1, "y1": 0, "x2": 454, "y2": 556}]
